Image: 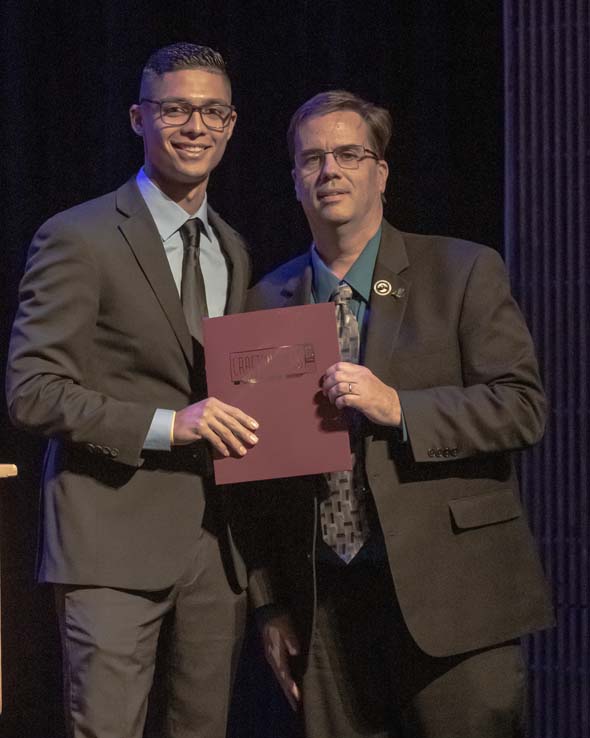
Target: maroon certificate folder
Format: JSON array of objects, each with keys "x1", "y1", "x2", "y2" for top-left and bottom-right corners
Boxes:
[{"x1": 203, "y1": 303, "x2": 352, "y2": 484}]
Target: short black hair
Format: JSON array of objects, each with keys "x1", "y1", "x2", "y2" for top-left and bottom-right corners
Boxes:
[{"x1": 140, "y1": 43, "x2": 230, "y2": 97}]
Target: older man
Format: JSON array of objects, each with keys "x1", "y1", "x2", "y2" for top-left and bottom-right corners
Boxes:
[{"x1": 245, "y1": 90, "x2": 553, "y2": 738}]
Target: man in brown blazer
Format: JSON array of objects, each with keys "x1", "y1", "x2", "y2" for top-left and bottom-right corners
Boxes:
[
  {"x1": 6, "y1": 43, "x2": 260, "y2": 738},
  {"x1": 244, "y1": 91, "x2": 553, "y2": 737}
]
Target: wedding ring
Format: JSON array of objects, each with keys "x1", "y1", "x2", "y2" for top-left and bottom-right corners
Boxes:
[{"x1": 348, "y1": 382, "x2": 353, "y2": 394}]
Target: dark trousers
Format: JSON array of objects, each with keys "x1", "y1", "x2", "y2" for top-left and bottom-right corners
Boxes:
[
  {"x1": 54, "y1": 529, "x2": 247, "y2": 738},
  {"x1": 298, "y1": 557, "x2": 526, "y2": 738}
]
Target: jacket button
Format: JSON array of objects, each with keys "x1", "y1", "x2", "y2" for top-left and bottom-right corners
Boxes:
[
  {"x1": 451, "y1": 448, "x2": 458, "y2": 456},
  {"x1": 87, "y1": 443, "x2": 96, "y2": 453},
  {"x1": 110, "y1": 448, "x2": 119, "y2": 458},
  {"x1": 427, "y1": 448, "x2": 436, "y2": 457}
]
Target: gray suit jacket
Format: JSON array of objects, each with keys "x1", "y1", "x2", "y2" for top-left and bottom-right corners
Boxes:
[
  {"x1": 6, "y1": 177, "x2": 250, "y2": 590},
  {"x1": 243, "y1": 220, "x2": 553, "y2": 658}
]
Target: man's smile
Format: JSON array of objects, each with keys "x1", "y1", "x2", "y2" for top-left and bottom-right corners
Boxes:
[{"x1": 172, "y1": 141, "x2": 211, "y2": 157}]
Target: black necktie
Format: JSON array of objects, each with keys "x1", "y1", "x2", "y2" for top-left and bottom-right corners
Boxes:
[
  {"x1": 179, "y1": 218, "x2": 208, "y2": 342},
  {"x1": 320, "y1": 283, "x2": 369, "y2": 562}
]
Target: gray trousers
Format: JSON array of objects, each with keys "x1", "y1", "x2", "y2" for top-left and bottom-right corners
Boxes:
[
  {"x1": 298, "y1": 558, "x2": 526, "y2": 738},
  {"x1": 54, "y1": 530, "x2": 247, "y2": 738}
]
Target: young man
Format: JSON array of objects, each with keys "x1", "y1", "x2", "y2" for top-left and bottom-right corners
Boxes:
[
  {"x1": 245, "y1": 90, "x2": 553, "y2": 738},
  {"x1": 6, "y1": 43, "x2": 259, "y2": 738}
]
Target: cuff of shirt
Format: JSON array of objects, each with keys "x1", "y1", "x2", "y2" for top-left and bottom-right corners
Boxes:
[{"x1": 143, "y1": 408, "x2": 176, "y2": 451}]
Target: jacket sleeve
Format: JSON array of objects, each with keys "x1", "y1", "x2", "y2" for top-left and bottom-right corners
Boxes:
[
  {"x1": 6, "y1": 217, "x2": 155, "y2": 466},
  {"x1": 398, "y1": 247, "x2": 546, "y2": 462}
]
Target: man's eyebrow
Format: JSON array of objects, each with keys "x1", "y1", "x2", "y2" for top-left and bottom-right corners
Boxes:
[{"x1": 299, "y1": 144, "x2": 362, "y2": 153}]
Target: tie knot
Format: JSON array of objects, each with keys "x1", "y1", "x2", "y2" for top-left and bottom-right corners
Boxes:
[
  {"x1": 331, "y1": 282, "x2": 353, "y2": 305},
  {"x1": 179, "y1": 218, "x2": 203, "y2": 250}
]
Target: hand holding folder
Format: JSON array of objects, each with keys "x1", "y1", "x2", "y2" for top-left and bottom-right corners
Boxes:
[{"x1": 203, "y1": 303, "x2": 352, "y2": 484}]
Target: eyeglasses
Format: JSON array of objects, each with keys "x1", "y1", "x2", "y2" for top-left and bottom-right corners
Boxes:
[
  {"x1": 294, "y1": 145, "x2": 379, "y2": 174},
  {"x1": 140, "y1": 98, "x2": 235, "y2": 131}
]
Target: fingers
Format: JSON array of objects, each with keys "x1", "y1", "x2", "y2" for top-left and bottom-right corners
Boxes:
[
  {"x1": 262, "y1": 618, "x2": 301, "y2": 711},
  {"x1": 285, "y1": 678, "x2": 301, "y2": 712},
  {"x1": 321, "y1": 365, "x2": 402, "y2": 425},
  {"x1": 327, "y1": 381, "x2": 357, "y2": 400},
  {"x1": 322, "y1": 362, "x2": 358, "y2": 390},
  {"x1": 220, "y1": 401, "x2": 260, "y2": 432},
  {"x1": 173, "y1": 398, "x2": 259, "y2": 454},
  {"x1": 204, "y1": 404, "x2": 259, "y2": 457},
  {"x1": 271, "y1": 657, "x2": 300, "y2": 711},
  {"x1": 322, "y1": 363, "x2": 361, "y2": 407},
  {"x1": 284, "y1": 633, "x2": 300, "y2": 657}
]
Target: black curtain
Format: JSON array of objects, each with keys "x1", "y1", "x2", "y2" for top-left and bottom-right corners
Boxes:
[
  {"x1": 504, "y1": 2, "x2": 589, "y2": 738},
  {"x1": 0, "y1": 2, "x2": 507, "y2": 737}
]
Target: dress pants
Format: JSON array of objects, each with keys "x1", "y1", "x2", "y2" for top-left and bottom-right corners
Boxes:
[
  {"x1": 297, "y1": 556, "x2": 526, "y2": 738},
  {"x1": 54, "y1": 529, "x2": 247, "y2": 738}
]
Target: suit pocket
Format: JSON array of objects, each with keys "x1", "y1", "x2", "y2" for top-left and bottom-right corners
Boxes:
[{"x1": 449, "y1": 488, "x2": 522, "y2": 530}]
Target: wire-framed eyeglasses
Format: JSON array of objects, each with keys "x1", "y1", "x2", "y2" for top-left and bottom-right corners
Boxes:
[{"x1": 294, "y1": 145, "x2": 379, "y2": 174}]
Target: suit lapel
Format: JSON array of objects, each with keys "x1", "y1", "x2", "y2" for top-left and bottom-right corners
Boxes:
[
  {"x1": 115, "y1": 178, "x2": 194, "y2": 365},
  {"x1": 280, "y1": 253, "x2": 314, "y2": 306},
  {"x1": 207, "y1": 207, "x2": 248, "y2": 315},
  {"x1": 273, "y1": 228, "x2": 409, "y2": 379},
  {"x1": 363, "y1": 222, "x2": 410, "y2": 380}
]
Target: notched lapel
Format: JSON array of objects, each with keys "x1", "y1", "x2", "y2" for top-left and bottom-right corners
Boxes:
[
  {"x1": 363, "y1": 224, "x2": 410, "y2": 381},
  {"x1": 116, "y1": 180, "x2": 194, "y2": 365},
  {"x1": 280, "y1": 258, "x2": 313, "y2": 307},
  {"x1": 208, "y1": 208, "x2": 248, "y2": 316}
]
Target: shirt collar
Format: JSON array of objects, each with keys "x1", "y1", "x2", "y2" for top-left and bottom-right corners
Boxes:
[
  {"x1": 136, "y1": 167, "x2": 212, "y2": 241},
  {"x1": 311, "y1": 225, "x2": 382, "y2": 303}
]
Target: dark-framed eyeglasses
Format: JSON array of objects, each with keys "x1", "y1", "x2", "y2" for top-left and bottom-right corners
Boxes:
[
  {"x1": 294, "y1": 145, "x2": 379, "y2": 174},
  {"x1": 140, "y1": 98, "x2": 235, "y2": 131}
]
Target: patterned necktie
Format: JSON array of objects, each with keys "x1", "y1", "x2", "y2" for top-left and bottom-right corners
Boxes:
[
  {"x1": 320, "y1": 283, "x2": 370, "y2": 562},
  {"x1": 179, "y1": 218, "x2": 208, "y2": 341}
]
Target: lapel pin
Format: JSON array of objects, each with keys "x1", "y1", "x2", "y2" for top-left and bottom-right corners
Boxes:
[
  {"x1": 373, "y1": 281, "x2": 406, "y2": 299},
  {"x1": 373, "y1": 279, "x2": 392, "y2": 296}
]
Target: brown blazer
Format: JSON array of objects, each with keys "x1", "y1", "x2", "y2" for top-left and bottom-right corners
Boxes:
[
  {"x1": 6, "y1": 177, "x2": 250, "y2": 591},
  {"x1": 242, "y1": 220, "x2": 553, "y2": 658}
]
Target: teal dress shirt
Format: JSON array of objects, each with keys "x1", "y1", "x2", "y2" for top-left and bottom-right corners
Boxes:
[{"x1": 310, "y1": 227, "x2": 381, "y2": 354}]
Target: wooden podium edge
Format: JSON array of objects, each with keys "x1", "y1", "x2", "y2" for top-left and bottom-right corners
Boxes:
[
  {"x1": 0, "y1": 463, "x2": 18, "y2": 713},
  {"x1": 0, "y1": 464, "x2": 17, "y2": 479}
]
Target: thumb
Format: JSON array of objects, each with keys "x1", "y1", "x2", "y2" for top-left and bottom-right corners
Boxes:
[{"x1": 285, "y1": 634, "x2": 300, "y2": 656}]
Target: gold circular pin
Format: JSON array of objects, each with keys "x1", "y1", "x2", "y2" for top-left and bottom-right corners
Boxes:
[{"x1": 373, "y1": 279, "x2": 392, "y2": 296}]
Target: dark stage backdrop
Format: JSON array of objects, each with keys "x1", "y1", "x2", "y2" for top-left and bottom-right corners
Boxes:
[
  {"x1": 504, "y1": 2, "x2": 589, "y2": 738},
  {"x1": 0, "y1": 1, "x2": 578, "y2": 737}
]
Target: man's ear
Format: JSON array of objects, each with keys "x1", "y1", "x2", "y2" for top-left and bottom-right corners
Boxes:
[
  {"x1": 292, "y1": 169, "x2": 302, "y2": 203},
  {"x1": 377, "y1": 159, "x2": 389, "y2": 195},
  {"x1": 225, "y1": 110, "x2": 237, "y2": 141},
  {"x1": 129, "y1": 104, "x2": 144, "y2": 137}
]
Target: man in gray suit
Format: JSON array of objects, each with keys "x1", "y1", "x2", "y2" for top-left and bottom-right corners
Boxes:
[
  {"x1": 6, "y1": 43, "x2": 259, "y2": 738},
  {"x1": 244, "y1": 91, "x2": 553, "y2": 737}
]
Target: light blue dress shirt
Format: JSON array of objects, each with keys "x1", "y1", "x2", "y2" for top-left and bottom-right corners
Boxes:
[{"x1": 136, "y1": 168, "x2": 229, "y2": 450}]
